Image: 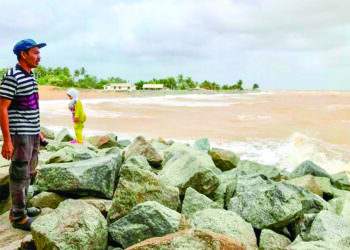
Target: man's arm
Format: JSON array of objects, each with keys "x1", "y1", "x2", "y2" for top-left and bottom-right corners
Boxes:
[{"x1": 0, "y1": 98, "x2": 13, "y2": 160}]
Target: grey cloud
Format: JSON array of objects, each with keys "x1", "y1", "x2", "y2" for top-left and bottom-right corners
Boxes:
[{"x1": 196, "y1": 0, "x2": 350, "y2": 51}]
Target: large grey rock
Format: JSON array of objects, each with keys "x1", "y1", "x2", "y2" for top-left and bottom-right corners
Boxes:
[
  {"x1": 107, "y1": 165, "x2": 180, "y2": 224},
  {"x1": 332, "y1": 171, "x2": 350, "y2": 191},
  {"x1": 124, "y1": 136, "x2": 163, "y2": 167},
  {"x1": 225, "y1": 171, "x2": 273, "y2": 208},
  {"x1": 126, "y1": 229, "x2": 246, "y2": 250},
  {"x1": 273, "y1": 182, "x2": 330, "y2": 215},
  {"x1": 284, "y1": 174, "x2": 323, "y2": 197},
  {"x1": 259, "y1": 229, "x2": 291, "y2": 250},
  {"x1": 30, "y1": 192, "x2": 66, "y2": 209},
  {"x1": 159, "y1": 143, "x2": 221, "y2": 195},
  {"x1": 150, "y1": 137, "x2": 170, "y2": 155},
  {"x1": 106, "y1": 132, "x2": 118, "y2": 141},
  {"x1": 228, "y1": 182, "x2": 329, "y2": 230},
  {"x1": 55, "y1": 128, "x2": 74, "y2": 142},
  {"x1": 0, "y1": 157, "x2": 10, "y2": 168},
  {"x1": 287, "y1": 210, "x2": 350, "y2": 249},
  {"x1": 209, "y1": 147, "x2": 240, "y2": 171},
  {"x1": 193, "y1": 138, "x2": 210, "y2": 153},
  {"x1": 80, "y1": 197, "x2": 112, "y2": 217},
  {"x1": 237, "y1": 160, "x2": 280, "y2": 180},
  {"x1": 149, "y1": 137, "x2": 170, "y2": 146},
  {"x1": 182, "y1": 187, "x2": 220, "y2": 218},
  {"x1": 109, "y1": 201, "x2": 183, "y2": 248},
  {"x1": 40, "y1": 207, "x2": 55, "y2": 216},
  {"x1": 45, "y1": 145, "x2": 97, "y2": 164},
  {"x1": 289, "y1": 160, "x2": 331, "y2": 179},
  {"x1": 286, "y1": 236, "x2": 349, "y2": 250},
  {"x1": 304, "y1": 210, "x2": 350, "y2": 242},
  {"x1": 329, "y1": 195, "x2": 350, "y2": 225},
  {"x1": 230, "y1": 172, "x2": 272, "y2": 195},
  {"x1": 208, "y1": 167, "x2": 256, "y2": 208},
  {"x1": 332, "y1": 187, "x2": 350, "y2": 199},
  {"x1": 20, "y1": 234, "x2": 35, "y2": 250},
  {"x1": 37, "y1": 149, "x2": 53, "y2": 166},
  {"x1": 207, "y1": 182, "x2": 226, "y2": 208},
  {"x1": 86, "y1": 134, "x2": 118, "y2": 149},
  {"x1": 40, "y1": 126, "x2": 55, "y2": 140},
  {"x1": 288, "y1": 213, "x2": 317, "y2": 241},
  {"x1": 98, "y1": 147, "x2": 123, "y2": 157},
  {"x1": 116, "y1": 139, "x2": 131, "y2": 149},
  {"x1": 191, "y1": 208, "x2": 257, "y2": 249},
  {"x1": 32, "y1": 199, "x2": 108, "y2": 250},
  {"x1": 314, "y1": 176, "x2": 334, "y2": 199},
  {"x1": 46, "y1": 140, "x2": 97, "y2": 153},
  {"x1": 35, "y1": 154, "x2": 123, "y2": 199},
  {"x1": 0, "y1": 211, "x2": 31, "y2": 250},
  {"x1": 122, "y1": 155, "x2": 153, "y2": 171},
  {"x1": 26, "y1": 185, "x2": 41, "y2": 206}
]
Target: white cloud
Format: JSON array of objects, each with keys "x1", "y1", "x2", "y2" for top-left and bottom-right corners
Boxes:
[{"x1": 0, "y1": 0, "x2": 349, "y2": 89}]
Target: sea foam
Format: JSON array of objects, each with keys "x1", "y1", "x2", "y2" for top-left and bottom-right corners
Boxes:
[
  {"x1": 43, "y1": 123, "x2": 350, "y2": 175},
  {"x1": 39, "y1": 92, "x2": 267, "y2": 109},
  {"x1": 211, "y1": 132, "x2": 350, "y2": 174}
]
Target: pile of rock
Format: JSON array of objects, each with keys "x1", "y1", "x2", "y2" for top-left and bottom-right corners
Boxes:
[{"x1": 1, "y1": 127, "x2": 350, "y2": 249}]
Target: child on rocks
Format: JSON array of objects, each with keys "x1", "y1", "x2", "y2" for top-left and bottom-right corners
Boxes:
[{"x1": 66, "y1": 88, "x2": 86, "y2": 144}]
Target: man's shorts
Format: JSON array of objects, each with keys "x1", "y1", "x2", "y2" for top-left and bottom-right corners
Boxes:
[{"x1": 9, "y1": 135, "x2": 39, "y2": 181}]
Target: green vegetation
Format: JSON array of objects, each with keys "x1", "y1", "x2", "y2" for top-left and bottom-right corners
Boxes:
[
  {"x1": 0, "y1": 66, "x2": 260, "y2": 90},
  {"x1": 33, "y1": 66, "x2": 127, "y2": 89},
  {"x1": 253, "y1": 83, "x2": 260, "y2": 90},
  {"x1": 0, "y1": 68, "x2": 7, "y2": 78},
  {"x1": 134, "y1": 75, "x2": 259, "y2": 90},
  {"x1": 0, "y1": 66, "x2": 126, "y2": 89}
]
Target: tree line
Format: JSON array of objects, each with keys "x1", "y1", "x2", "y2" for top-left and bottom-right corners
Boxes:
[
  {"x1": 0, "y1": 66, "x2": 259, "y2": 90},
  {"x1": 134, "y1": 74, "x2": 259, "y2": 90},
  {"x1": 0, "y1": 66, "x2": 126, "y2": 89}
]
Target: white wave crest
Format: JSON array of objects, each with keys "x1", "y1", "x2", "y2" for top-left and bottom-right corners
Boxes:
[
  {"x1": 237, "y1": 115, "x2": 272, "y2": 121},
  {"x1": 211, "y1": 132, "x2": 350, "y2": 174},
  {"x1": 327, "y1": 104, "x2": 350, "y2": 111},
  {"x1": 39, "y1": 93, "x2": 268, "y2": 109}
]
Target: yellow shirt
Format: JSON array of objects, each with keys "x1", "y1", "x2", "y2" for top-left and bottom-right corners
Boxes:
[{"x1": 74, "y1": 99, "x2": 86, "y2": 123}]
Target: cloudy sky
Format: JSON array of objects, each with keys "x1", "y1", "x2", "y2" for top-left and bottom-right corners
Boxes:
[{"x1": 0, "y1": 0, "x2": 349, "y2": 90}]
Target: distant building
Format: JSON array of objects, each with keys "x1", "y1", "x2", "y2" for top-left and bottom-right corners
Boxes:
[
  {"x1": 104, "y1": 83, "x2": 136, "y2": 91},
  {"x1": 142, "y1": 84, "x2": 164, "y2": 90}
]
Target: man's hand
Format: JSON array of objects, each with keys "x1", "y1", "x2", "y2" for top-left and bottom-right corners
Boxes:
[
  {"x1": 0, "y1": 98, "x2": 12, "y2": 160},
  {"x1": 1, "y1": 140, "x2": 13, "y2": 160},
  {"x1": 39, "y1": 132, "x2": 45, "y2": 141},
  {"x1": 73, "y1": 117, "x2": 78, "y2": 123}
]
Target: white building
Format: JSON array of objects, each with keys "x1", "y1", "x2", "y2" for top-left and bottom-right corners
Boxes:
[
  {"x1": 104, "y1": 83, "x2": 136, "y2": 91},
  {"x1": 142, "y1": 84, "x2": 164, "y2": 90}
]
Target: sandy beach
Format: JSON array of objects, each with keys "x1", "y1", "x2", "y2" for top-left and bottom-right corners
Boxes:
[{"x1": 39, "y1": 85, "x2": 131, "y2": 100}]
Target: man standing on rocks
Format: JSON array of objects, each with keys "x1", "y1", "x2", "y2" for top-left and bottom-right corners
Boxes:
[{"x1": 0, "y1": 39, "x2": 46, "y2": 230}]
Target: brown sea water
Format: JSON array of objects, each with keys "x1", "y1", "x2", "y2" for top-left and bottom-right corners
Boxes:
[{"x1": 40, "y1": 91, "x2": 350, "y2": 173}]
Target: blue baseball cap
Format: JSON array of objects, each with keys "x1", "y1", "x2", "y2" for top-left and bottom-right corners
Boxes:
[{"x1": 13, "y1": 39, "x2": 46, "y2": 55}]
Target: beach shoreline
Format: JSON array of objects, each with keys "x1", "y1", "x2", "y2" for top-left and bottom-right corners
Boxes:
[{"x1": 38, "y1": 85, "x2": 258, "y2": 100}]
